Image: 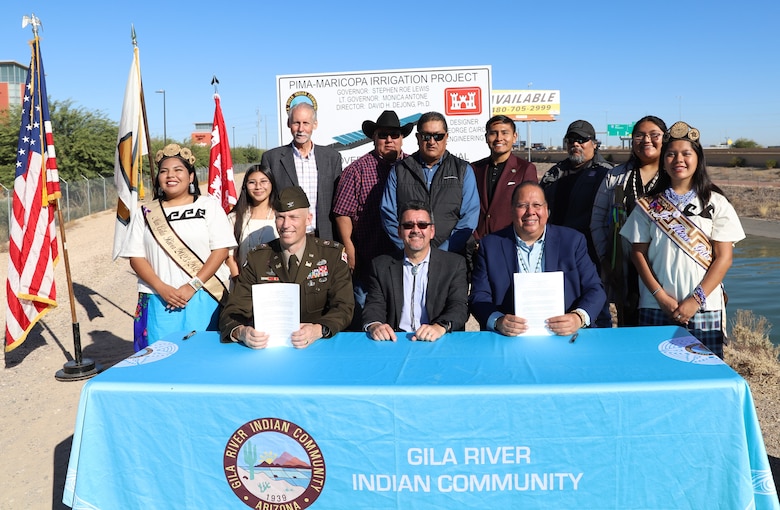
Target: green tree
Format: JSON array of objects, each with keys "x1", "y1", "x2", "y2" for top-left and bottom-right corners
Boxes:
[
  {"x1": 49, "y1": 100, "x2": 118, "y2": 179},
  {"x1": 732, "y1": 138, "x2": 761, "y2": 149},
  {"x1": 0, "y1": 106, "x2": 23, "y2": 186},
  {"x1": 0, "y1": 100, "x2": 119, "y2": 185},
  {"x1": 232, "y1": 146, "x2": 264, "y2": 165}
]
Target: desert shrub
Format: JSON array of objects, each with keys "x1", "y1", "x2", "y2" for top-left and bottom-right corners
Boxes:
[
  {"x1": 766, "y1": 159, "x2": 777, "y2": 169},
  {"x1": 732, "y1": 138, "x2": 761, "y2": 149},
  {"x1": 729, "y1": 156, "x2": 746, "y2": 167},
  {"x1": 725, "y1": 310, "x2": 780, "y2": 383}
]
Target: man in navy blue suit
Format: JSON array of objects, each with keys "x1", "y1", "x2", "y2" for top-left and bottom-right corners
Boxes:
[{"x1": 469, "y1": 182, "x2": 606, "y2": 336}]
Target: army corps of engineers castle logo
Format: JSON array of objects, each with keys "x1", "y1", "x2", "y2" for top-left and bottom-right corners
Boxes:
[{"x1": 224, "y1": 418, "x2": 325, "y2": 509}]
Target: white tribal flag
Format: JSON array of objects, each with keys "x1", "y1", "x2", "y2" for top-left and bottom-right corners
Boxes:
[{"x1": 112, "y1": 44, "x2": 148, "y2": 260}]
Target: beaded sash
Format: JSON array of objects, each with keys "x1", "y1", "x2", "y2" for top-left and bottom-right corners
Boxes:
[{"x1": 636, "y1": 194, "x2": 712, "y2": 270}]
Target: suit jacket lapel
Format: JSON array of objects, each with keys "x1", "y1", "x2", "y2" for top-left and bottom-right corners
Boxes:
[
  {"x1": 281, "y1": 145, "x2": 298, "y2": 186},
  {"x1": 294, "y1": 237, "x2": 317, "y2": 285},
  {"x1": 425, "y1": 250, "x2": 443, "y2": 319},
  {"x1": 501, "y1": 228, "x2": 518, "y2": 274},
  {"x1": 543, "y1": 225, "x2": 558, "y2": 272},
  {"x1": 499, "y1": 155, "x2": 522, "y2": 189},
  {"x1": 269, "y1": 250, "x2": 288, "y2": 280},
  {"x1": 389, "y1": 254, "x2": 404, "y2": 328}
]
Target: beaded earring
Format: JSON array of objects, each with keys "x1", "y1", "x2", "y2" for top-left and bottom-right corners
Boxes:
[{"x1": 188, "y1": 182, "x2": 196, "y2": 194}]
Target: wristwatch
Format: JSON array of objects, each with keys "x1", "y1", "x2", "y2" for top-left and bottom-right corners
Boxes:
[
  {"x1": 188, "y1": 276, "x2": 204, "y2": 291},
  {"x1": 435, "y1": 320, "x2": 452, "y2": 333},
  {"x1": 572, "y1": 309, "x2": 587, "y2": 328},
  {"x1": 320, "y1": 324, "x2": 332, "y2": 339}
]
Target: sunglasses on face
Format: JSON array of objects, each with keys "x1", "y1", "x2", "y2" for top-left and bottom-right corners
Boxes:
[
  {"x1": 376, "y1": 131, "x2": 402, "y2": 140},
  {"x1": 419, "y1": 132, "x2": 446, "y2": 142},
  {"x1": 566, "y1": 136, "x2": 591, "y2": 145},
  {"x1": 401, "y1": 221, "x2": 433, "y2": 230}
]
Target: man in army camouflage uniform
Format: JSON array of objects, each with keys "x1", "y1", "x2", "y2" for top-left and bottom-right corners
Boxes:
[{"x1": 220, "y1": 186, "x2": 354, "y2": 348}]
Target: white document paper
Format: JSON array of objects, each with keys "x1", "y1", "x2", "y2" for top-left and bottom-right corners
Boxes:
[
  {"x1": 513, "y1": 271, "x2": 565, "y2": 336},
  {"x1": 252, "y1": 283, "x2": 300, "y2": 348}
]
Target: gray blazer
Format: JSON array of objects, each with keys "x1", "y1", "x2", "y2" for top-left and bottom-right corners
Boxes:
[{"x1": 261, "y1": 143, "x2": 343, "y2": 240}]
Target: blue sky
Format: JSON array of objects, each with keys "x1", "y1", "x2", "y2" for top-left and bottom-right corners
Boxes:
[{"x1": 3, "y1": 0, "x2": 778, "y2": 149}]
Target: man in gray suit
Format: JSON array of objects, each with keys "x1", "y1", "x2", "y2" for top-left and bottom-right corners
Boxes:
[
  {"x1": 362, "y1": 200, "x2": 468, "y2": 342},
  {"x1": 261, "y1": 102, "x2": 343, "y2": 240}
]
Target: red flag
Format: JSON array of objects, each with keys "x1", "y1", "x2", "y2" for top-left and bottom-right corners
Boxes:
[
  {"x1": 6, "y1": 36, "x2": 61, "y2": 352},
  {"x1": 208, "y1": 93, "x2": 237, "y2": 213}
]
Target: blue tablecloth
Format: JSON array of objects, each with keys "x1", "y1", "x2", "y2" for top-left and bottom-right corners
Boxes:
[{"x1": 63, "y1": 327, "x2": 779, "y2": 509}]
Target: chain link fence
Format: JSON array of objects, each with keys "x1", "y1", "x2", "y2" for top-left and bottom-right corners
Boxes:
[{"x1": 0, "y1": 163, "x2": 256, "y2": 242}]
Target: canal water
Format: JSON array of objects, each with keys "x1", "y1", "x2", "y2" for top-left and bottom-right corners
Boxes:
[{"x1": 724, "y1": 234, "x2": 780, "y2": 347}]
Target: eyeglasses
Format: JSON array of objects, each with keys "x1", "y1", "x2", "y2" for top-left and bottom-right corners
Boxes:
[
  {"x1": 376, "y1": 131, "x2": 401, "y2": 140},
  {"x1": 401, "y1": 221, "x2": 433, "y2": 230},
  {"x1": 514, "y1": 202, "x2": 546, "y2": 211},
  {"x1": 632, "y1": 132, "x2": 664, "y2": 142},
  {"x1": 419, "y1": 132, "x2": 446, "y2": 142},
  {"x1": 566, "y1": 136, "x2": 591, "y2": 145}
]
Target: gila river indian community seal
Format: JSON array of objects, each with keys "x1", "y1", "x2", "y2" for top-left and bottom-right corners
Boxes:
[{"x1": 224, "y1": 418, "x2": 325, "y2": 509}]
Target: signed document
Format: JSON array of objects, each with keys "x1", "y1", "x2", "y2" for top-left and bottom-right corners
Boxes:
[
  {"x1": 513, "y1": 271, "x2": 565, "y2": 336},
  {"x1": 252, "y1": 283, "x2": 300, "y2": 348}
]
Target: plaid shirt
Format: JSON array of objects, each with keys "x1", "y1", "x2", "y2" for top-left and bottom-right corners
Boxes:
[{"x1": 333, "y1": 150, "x2": 406, "y2": 279}]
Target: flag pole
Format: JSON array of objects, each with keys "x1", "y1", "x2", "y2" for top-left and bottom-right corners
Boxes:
[
  {"x1": 54, "y1": 203, "x2": 100, "y2": 381},
  {"x1": 19, "y1": 15, "x2": 104, "y2": 381},
  {"x1": 134, "y1": 25, "x2": 156, "y2": 181}
]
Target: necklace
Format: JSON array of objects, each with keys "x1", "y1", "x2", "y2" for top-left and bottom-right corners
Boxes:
[
  {"x1": 516, "y1": 239, "x2": 544, "y2": 274},
  {"x1": 663, "y1": 187, "x2": 697, "y2": 208}
]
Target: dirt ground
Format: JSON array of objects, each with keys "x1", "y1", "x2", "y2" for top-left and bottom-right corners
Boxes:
[{"x1": 1, "y1": 168, "x2": 779, "y2": 508}]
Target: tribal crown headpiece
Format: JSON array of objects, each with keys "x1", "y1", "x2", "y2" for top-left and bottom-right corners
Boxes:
[
  {"x1": 664, "y1": 121, "x2": 700, "y2": 144},
  {"x1": 155, "y1": 143, "x2": 196, "y2": 166}
]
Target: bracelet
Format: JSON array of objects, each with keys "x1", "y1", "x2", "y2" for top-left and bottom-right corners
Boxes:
[
  {"x1": 692, "y1": 285, "x2": 707, "y2": 308},
  {"x1": 651, "y1": 287, "x2": 662, "y2": 297},
  {"x1": 188, "y1": 276, "x2": 204, "y2": 291}
]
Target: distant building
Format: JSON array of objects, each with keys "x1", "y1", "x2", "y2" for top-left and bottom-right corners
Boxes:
[
  {"x1": 192, "y1": 122, "x2": 211, "y2": 146},
  {"x1": 0, "y1": 61, "x2": 28, "y2": 110}
]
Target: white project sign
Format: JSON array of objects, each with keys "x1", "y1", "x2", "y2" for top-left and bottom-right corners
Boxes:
[{"x1": 275, "y1": 66, "x2": 492, "y2": 165}]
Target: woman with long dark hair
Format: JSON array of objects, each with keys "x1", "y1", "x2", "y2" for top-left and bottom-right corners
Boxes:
[
  {"x1": 620, "y1": 122, "x2": 745, "y2": 357},
  {"x1": 120, "y1": 144, "x2": 236, "y2": 350},
  {"x1": 591, "y1": 115, "x2": 667, "y2": 326},
  {"x1": 225, "y1": 164, "x2": 279, "y2": 277}
]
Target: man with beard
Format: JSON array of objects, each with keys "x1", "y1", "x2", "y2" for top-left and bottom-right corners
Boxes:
[
  {"x1": 380, "y1": 111, "x2": 479, "y2": 256},
  {"x1": 540, "y1": 119, "x2": 613, "y2": 327},
  {"x1": 363, "y1": 201, "x2": 468, "y2": 342}
]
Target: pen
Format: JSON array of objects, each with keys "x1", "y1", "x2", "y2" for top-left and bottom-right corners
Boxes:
[
  {"x1": 569, "y1": 332, "x2": 578, "y2": 344},
  {"x1": 182, "y1": 330, "x2": 197, "y2": 340}
]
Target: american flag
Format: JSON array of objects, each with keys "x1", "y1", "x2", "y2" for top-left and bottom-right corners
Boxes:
[
  {"x1": 207, "y1": 93, "x2": 237, "y2": 213},
  {"x1": 5, "y1": 37, "x2": 61, "y2": 352}
]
